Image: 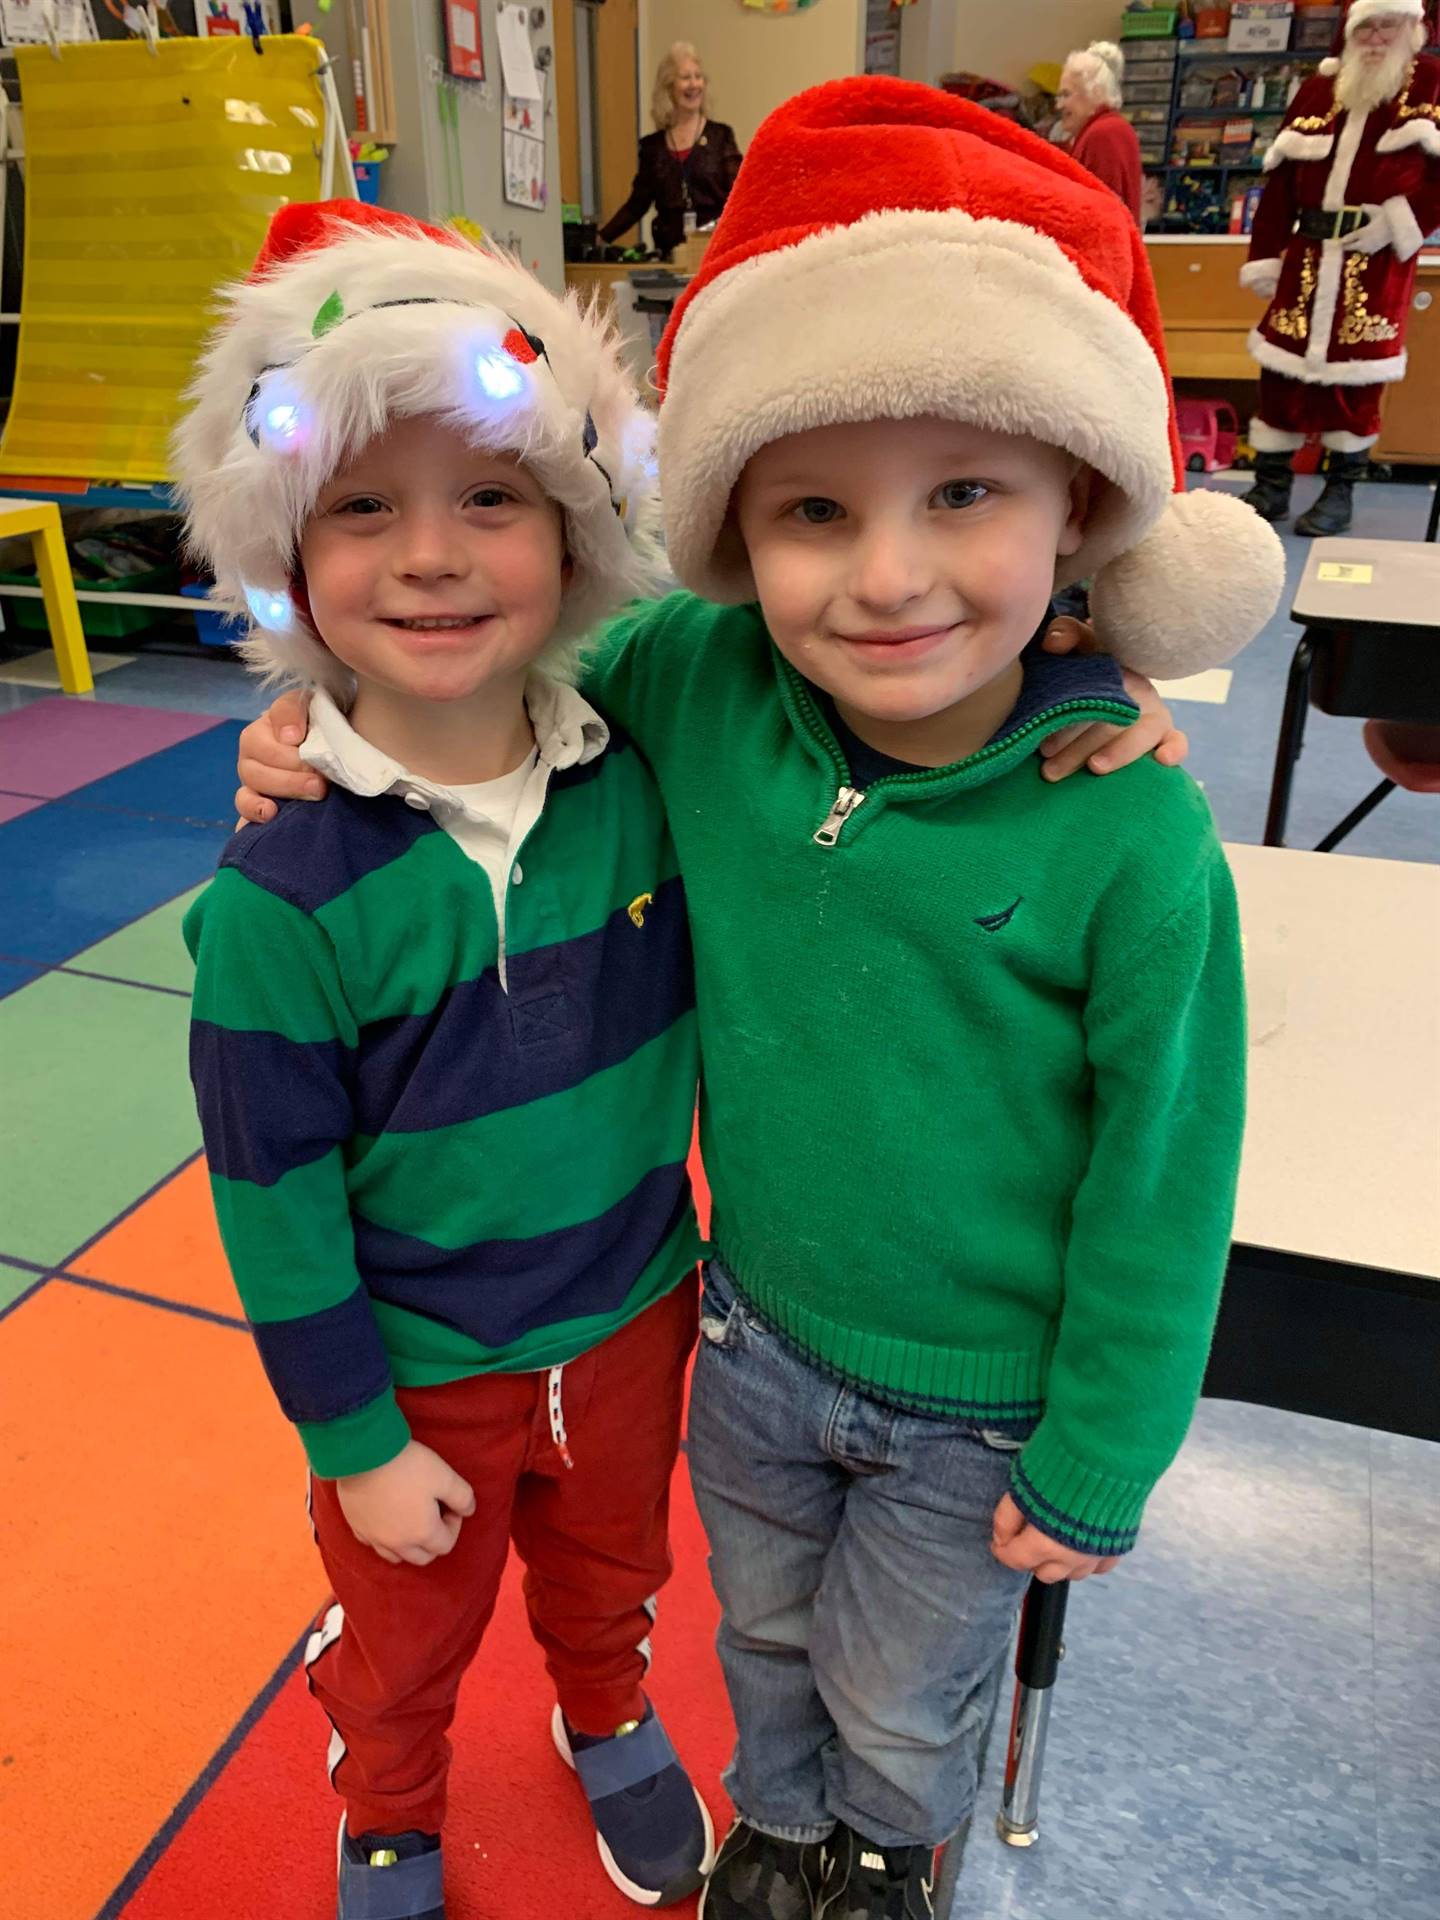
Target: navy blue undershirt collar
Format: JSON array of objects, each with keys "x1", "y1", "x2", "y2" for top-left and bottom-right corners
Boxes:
[{"x1": 813, "y1": 610, "x2": 1136, "y2": 789}]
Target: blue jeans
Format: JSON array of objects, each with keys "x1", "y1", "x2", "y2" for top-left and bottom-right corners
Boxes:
[{"x1": 686, "y1": 1259, "x2": 1033, "y2": 1850}]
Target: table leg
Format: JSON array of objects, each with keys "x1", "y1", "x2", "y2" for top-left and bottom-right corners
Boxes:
[
  {"x1": 1315, "y1": 778, "x2": 1397, "y2": 853},
  {"x1": 32, "y1": 512, "x2": 92, "y2": 695},
  {"x1": 1262, "y1": 636, "x2": 1314, "y2": 848},
  {"x1": 997, "y1": 1577, "x2": 1069, "y2": 1848}
]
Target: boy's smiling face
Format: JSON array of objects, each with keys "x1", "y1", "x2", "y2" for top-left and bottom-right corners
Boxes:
[
  {"x1": 299, "y1": 413, "x2": 567, "y2": 708},
  {"x1": 735, "y1": 416, "x2": 1089, "y2": 762}
]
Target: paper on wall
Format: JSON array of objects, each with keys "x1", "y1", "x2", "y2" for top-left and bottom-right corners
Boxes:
[
  {"x1": 496, "y1": 3, "x2": 540, "y2": 101},
  {"x1": 0, "y1": 0, "x2": 98, "y2": 45},
  {"x1": 503, "y1": 69, "x2": 545, "y2": 134}
]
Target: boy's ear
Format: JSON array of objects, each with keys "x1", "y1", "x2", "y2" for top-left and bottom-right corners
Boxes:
[{"x1": 1056, "y1": 461, "x2": 1093, "y2": 561}]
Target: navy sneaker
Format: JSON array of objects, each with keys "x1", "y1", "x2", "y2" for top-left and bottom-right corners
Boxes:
[
  {"x1": 336, "y1": 1818, "x2": 445, "y2": 1919},
  {"x1": 699, "y1": 1820, "x2": 827, "y2": 1919},
  {"x1": 552, "y1": 1699, "x2": 716, "y2": 1906},
  {"x1": 814, "y1": 1824, "x2": 935, "y2": 1919}
]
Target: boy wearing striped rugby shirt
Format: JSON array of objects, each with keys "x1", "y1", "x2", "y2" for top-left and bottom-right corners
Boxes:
[{"x1": 175, "y1": 203, "x2": 713, "y2": 1919}]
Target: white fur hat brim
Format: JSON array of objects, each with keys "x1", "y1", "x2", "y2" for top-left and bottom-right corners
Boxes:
[
  {"x1": 1324, "y1": 0, "x2": 1427, "y2": 69},
  {"x1": 1346, "y1": 0, "x2": 1424, "y2": 29},
  {"x1": 173, "y1": 220, "x2": 660, "y2": 698}
]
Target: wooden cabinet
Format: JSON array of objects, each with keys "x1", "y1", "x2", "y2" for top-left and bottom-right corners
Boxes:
[
  {"x1": 1147, "y1": 239, "x2": 1259, "y2": 381},
  {"x1": 1375, "y1": 261, "x2": 1440, "y2": 464}
]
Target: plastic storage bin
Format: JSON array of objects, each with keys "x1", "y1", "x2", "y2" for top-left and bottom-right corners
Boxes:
[
  {"x1": 1122, "y1": 9, "x2": 1180, "y2": 38},
  {"x1": 182, "y1": 580, "x2": 245, "y2": 648},
  {"x1": 0, "y1": 560, "x2": 175, "y2": 639}
]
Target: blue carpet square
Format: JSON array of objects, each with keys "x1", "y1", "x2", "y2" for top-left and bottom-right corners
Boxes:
[
  {"x1": 0, "y1": 802, "x2": 231, "y2": 966},
  {"x1": 55, "y1": 721, "x2": 245, "y2": 828}
]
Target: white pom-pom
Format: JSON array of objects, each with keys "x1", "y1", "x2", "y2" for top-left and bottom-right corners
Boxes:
[
  {"x1": 1319, "y1": 56, "x2": 1340, "y2": 76},
  {"x1": 1089, "y1": 488, "x2": 1287, "y2": 679}
]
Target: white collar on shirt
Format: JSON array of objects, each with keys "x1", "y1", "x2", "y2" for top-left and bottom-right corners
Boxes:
[{"x1": 299, "y1": 677, "x2": 609, "y2": 825}]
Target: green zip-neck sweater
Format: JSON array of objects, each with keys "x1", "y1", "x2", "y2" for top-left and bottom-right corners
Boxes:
[{"x1": 585, "y1": 593, "x2": 1246, "y2": 1556}]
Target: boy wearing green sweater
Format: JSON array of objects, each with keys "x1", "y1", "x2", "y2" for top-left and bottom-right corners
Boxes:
[{"x1": 234, "y1": 82, "x2": 1284, "y2": 1920}]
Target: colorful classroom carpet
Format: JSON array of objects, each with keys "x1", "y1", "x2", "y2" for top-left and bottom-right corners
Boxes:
[{"x1": 0, "y1": 696, "x2": 731, "y2": 1919}]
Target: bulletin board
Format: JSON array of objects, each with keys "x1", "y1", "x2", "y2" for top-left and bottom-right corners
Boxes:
[{"x1": 0, "y1": 34, "x2": 329, "y2": 482}]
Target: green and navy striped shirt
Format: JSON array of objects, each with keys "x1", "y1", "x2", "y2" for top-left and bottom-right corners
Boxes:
[{"x1": 183, "y1": 681, "x2": 700, "y2": 1477}]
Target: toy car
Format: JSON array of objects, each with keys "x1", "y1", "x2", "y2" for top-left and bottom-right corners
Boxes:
[{"x1": 1178, "y1": 398, "x2": 1240, "y2": 472}]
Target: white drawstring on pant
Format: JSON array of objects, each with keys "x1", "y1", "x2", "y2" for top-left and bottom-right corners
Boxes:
[{"x1": 547, "y1": 1364, "x2": 575, "y2": 1470}]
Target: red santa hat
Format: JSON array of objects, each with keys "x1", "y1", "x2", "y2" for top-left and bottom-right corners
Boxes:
[
  {"x1": 1321, "y1": 0, "x2": 1428, "y2": 75},
  {"x1": 656, "y1": 79, "x2": 1286, "y2": 678},
  {"x1": 172, "y1": 201, "x2": 660, "y2": 698}
]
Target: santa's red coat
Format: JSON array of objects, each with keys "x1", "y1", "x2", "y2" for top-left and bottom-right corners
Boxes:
[{"x1": 1245, "y1": 54, "x2": 1440, "y2": 388}]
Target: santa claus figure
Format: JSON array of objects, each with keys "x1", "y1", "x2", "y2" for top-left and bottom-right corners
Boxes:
[{"x1": 1242, "y1": 0, "x2": 1440, "y2": 533}]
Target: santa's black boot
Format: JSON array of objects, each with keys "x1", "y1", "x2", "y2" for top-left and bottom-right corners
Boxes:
[
  {"x1": 1294, "y1": 451, "x2": 1367, "y2": 537},
  {"x1": 1242, "y1": 449, "x2": 1295, "y2": 523}
]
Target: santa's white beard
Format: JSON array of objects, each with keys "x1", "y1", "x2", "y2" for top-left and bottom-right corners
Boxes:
[{"x1": 1335, "y1": 38, "x2": 1418, "y2": 114}]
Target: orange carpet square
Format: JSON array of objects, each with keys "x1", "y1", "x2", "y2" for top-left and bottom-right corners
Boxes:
[
  {"x1": 68, "y1": 1156, "x2": 242, "y2": 1322},
  {"x1": 0, "y1": 1282, "x2": 327, "y2": 1919}
]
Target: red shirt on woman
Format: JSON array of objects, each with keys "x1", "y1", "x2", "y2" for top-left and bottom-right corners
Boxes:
[{"x1": 1071, "y1": 107, "x2": 1143, "y2": 226}]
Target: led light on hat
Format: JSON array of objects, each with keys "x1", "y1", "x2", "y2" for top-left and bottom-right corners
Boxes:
[
  {"x1": 245, "y1": 584, "x2": 295, "y2": 632},
  {"x1": 473, "y1": 345, "x2": 528, "y2": 402}
]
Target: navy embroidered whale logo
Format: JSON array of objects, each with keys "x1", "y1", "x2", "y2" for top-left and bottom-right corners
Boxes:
[{"x1": 974, "y1": 897, "x2": 1023, "y2": 933}]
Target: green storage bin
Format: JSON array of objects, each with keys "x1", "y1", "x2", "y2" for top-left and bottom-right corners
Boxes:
[
  {"x1": 0, "y1": 560, "x2": 177, "y2": 639},
  {"x1": 1121, "y1": 9, "x2": 1179, "y2": 38}
]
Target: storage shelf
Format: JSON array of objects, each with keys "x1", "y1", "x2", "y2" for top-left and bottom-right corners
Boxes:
[
  {"x1": 1140, "y1": 35, "x2": 1324, "y2": 234},
  {"x1": 1174, "y1": 46, "x2": 1325, "y2": 62}
]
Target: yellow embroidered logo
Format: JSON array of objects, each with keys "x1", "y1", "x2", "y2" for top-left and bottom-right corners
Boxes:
[{"x1": 628, "y1": 892, "x2": 654, "y2": 929}]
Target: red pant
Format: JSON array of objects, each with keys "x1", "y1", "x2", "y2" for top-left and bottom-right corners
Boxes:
[
  {"x1": 305, "y1": 1281, "x2": 698, "y2": 1838},
  {"x1": 1255, "y1": 369, "x2": 1385, "y2": 449}
]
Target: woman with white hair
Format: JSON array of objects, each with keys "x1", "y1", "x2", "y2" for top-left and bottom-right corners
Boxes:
[
  {"x1": 600, "y1": 44, "x2": 743, "y2": 258},
  {"x1": 1057, "y1": 40, "x2": 1144, "y2": 224}
]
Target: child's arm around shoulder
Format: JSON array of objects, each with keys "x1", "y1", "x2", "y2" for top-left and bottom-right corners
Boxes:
[
  {"x1": 1037, "y1": 619, "x2": 1189, "y2": 783},
  {"x1": 184, "y1": 861, "x2": 475, "y2": 1564},
  {"x1": 1004, "y1": 790, "x2": 1246, "y2": 1566}
]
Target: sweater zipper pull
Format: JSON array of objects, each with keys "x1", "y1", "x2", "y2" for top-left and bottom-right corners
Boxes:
[{"x1": 813, "y1": 784, "x2": 866, "y2": 848}]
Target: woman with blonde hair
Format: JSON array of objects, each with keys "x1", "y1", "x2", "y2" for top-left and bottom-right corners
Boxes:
[
  {"x1": 600, "y1": 43, "x2": 743, "y2": 257},
  {"x1": 1057, "y1": 40, "x2": 1144, "y2": 224}
]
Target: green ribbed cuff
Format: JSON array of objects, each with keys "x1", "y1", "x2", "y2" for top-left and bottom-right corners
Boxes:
[
  {"x1": 1011, "y1": 1421, "x2": 1152, "y2": 1556},
  {"x1": 299, "y1": 1389, "x2": 411, "y2": 1480}
]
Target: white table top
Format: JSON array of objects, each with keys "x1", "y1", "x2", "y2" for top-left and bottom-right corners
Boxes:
[
  {"x1": 1227, "y1": 843, "x2": 1440, "y2": 1281},
  {"x1": 1290, "y1": 536, "x2": 1440, "y2": 630}
]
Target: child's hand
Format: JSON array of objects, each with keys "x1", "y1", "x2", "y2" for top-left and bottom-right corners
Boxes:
[
  {"x1": 990, "y1": 1492, "x2": 1122, "y2": 1584},
  {"x1": 1038, "y1": 617, "x2": 1189, "y2": 782},
  {"x1": 336, "y1": 1440, "x2": 477, "y2": 1568},
  {"x1": 234, "y1": 689, "x2": 324, "y2": 827}
]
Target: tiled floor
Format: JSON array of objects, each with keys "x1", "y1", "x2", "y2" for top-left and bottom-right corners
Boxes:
[{"x1": 1, "y1": 494, "x2": 1436, "y2": 1918}]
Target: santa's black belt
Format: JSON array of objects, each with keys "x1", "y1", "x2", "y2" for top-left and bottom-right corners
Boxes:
[{"x1": 1295, "y1": 206, "x2": 1367, "y2": 241}]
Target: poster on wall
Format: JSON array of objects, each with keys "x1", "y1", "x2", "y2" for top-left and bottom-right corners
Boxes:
[
  {"x1": 863, "y1": 0, "x2": 900, "y2": 76},
  {"x1": 196, "y1": 1, "x2": 281, "y2": 34},
  {"x1": 502, "y1": 73, "x2": 547, "y2": 209},
  {"x1": 444, "y1": 0, "x2": 484, "y2": 82},
  {"x1": 496, "y1": 2, "x2": 539, "y2": 98},
  {"x1": 0, "y1": 0, "x2": 98, "y2": 44}
]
